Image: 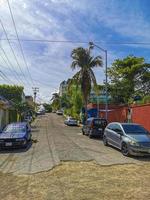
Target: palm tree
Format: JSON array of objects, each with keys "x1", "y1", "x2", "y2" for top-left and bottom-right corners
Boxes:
[{"x1": 70, "y1": 47, "x2": 103, "y2": 113}]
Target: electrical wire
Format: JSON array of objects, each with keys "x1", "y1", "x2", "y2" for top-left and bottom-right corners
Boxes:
[
  {"x1": 1, "y1": 38, "x2": 150, "y2": 46},
  {"x1": 0, "y1": 45, "x2": 24, "y2": 85},
  {"x1": 0, "y1": 70, "x2": 14, "y2": 84},
  {"x1": 6, "y1": 0, "x2": 34, "y2": 86},
  {"x1": 0, "y1": 19, "x2": 28, "y2": 84},
  {"x1": 0, "y1": 63, "x2": 22, "y2": 85}
]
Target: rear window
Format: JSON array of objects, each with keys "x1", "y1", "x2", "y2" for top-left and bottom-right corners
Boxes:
[{"x1": 93, "y1": 119, "x2": 107, "y2": 127}]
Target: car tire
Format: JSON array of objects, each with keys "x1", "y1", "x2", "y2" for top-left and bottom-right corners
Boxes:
[
  {"x1": 103, "y1": 135, "x2": 108, "y2": 146},
  {"x1": 121, "y1": 143, "x2": 130, "y2": 156},
  {"x1": 23, "y1": 139, "x2": 28, "y2": 148},
  {"x1": 89, "y1": 131, "x2": 93, "y2": 138},
  {"x1": 82, "y1": 129, "x2": 85, "y2": 135}
]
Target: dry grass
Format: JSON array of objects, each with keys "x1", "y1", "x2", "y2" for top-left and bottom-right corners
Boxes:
[{"x1": 1, "y1": 161, "x2": 150, "y2": 200}]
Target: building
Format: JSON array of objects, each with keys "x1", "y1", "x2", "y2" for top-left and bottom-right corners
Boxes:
[
  {"x1": 89, "y1": 88, "x2": 111, "y2": 104},
  {"x1": 0, "y1": 96, "x2": 12, "y2": 131},
  {"x1": 59, "y1": 80, "x2": 68, "y2": 97},
  {"x1": 25, "y1": 96, "x2": 34, "y2": 107}
]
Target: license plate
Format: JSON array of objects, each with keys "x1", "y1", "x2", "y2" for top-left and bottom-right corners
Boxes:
[
  {"x1": 98, "y1": 128, "x2": 102, "y2": 131},
  {"x1": 5, "y1": 142, "x2": 12, "y2": 147}
]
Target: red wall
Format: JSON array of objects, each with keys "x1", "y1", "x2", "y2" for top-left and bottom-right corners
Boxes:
[
  {"x1": 131, "y1": 104, "x2": 150, "y2": 131},
  {"x1": 88, "y1": 103, "x2": 150, "y2": 131}
]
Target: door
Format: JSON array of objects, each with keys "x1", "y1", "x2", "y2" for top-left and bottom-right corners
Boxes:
[{"x1": 111, "y1": 124, "x2": 123, "y2": 148}]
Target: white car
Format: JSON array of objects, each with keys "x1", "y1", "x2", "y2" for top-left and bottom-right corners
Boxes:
[
  {"x1": 64, "y1": 117, "x2": 78, "y2": 126},
  {"x1": 56, "y1": 110, "x2": 63, "y2": 115}
]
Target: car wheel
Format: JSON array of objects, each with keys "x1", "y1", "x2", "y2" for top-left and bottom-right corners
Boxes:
[
  {"x1": 82, "y1": 129, "x2": 85, "y2": 135},
  {"x1": 23, "y1": 139, "x2": 28, "y2": 148},
  {"x1": 89, "y1": 131, "x2": 93, "y2": 138},
  {"x1": 103, "y1": 135, "x2": 108, "y2": 146},
  {"x1": 121, "y1": 143, "x2": 129, "y2": 156}
]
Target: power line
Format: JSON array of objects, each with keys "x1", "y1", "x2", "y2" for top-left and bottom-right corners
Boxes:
[
  {"x1": 0, "y1": 19, "x2": 28, "y2": 84},
  {"x1": 0, "y1": 70, "x2": 14, "y2": 84},
  {"x1": 0, "y1": 38, "x2": 88, "y2": 44},
  {"x1": 0, "y1": 63, "x2": 23, "y2": 85},
  {"x1": 6, "y1": 0, "x2": 34, "y2": 86},
  {"x1": 1, "y1": 38, "x2": 150, "y2": 46},
  {"x1": 0, "y1": 45, "x2": 24, "y2": 85}
]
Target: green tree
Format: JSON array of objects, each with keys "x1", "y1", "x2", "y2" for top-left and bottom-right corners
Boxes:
[
  {"x1": 51, "y1": 93, "x2": 61, "y2": 111},
  {"x1": 65, "y1": 84, "x2": 83, "y2": 119},
  {"x1": 0, "y1": 84, "x2": 24, "y2": 103},
  {"x1": 108, "y1": 56, "x2": 150, "y2": 104},
  {"x1": 70, "y1": 47, "x2": 103, "y2": 111},
  {"x1": 43, "y1": 103, "x2": 52, "y2": 112}
]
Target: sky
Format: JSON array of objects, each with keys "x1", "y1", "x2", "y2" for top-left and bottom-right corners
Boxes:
[{"x1": 0, "y1": 0, "x2": 150, "y2": 103}]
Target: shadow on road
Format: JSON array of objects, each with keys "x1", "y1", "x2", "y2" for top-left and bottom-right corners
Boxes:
[{"x1": 106, "y1": 145, "x2": 150, "y2": 162}]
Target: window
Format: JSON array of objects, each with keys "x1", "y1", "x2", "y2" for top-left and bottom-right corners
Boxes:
[
  {"x1": 112, "y1": 124, "x2": 122, "y2": 133},
  {"x1": 107, "y1": 124, "x2": 115, "y2": 130}
]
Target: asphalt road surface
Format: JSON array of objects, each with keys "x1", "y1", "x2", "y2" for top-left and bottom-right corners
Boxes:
[{"x1": 0, "y1": 113, "x2": 150, "y2": 175}]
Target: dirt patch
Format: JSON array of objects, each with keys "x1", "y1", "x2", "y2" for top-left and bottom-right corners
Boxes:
[{"x1": 0, "y1": 161, "x2": 150, "y2": 200}]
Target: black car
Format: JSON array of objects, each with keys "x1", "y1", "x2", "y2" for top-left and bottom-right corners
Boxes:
[
  {"x1": 0, "y1": 122, "x2": 32, "y2": 149},
  {"x1": 82, "y1": 117, "x2": 107, "y2": 138}
]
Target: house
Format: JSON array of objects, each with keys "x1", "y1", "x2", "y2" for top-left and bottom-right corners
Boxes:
[{"x1": 0, "y1": 96, "x2": 12, "y2": 131}]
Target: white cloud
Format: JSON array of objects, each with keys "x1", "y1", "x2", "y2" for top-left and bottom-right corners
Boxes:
[{"x1": 0, "y1": 0, "x2": 149, "y2": 101}]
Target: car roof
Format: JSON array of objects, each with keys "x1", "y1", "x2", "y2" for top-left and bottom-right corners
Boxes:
[
  {"x1": 8, "y1": 122, "x2": 28, "y2": 127},
  {"x1": 107, "y1": 122, "x2": 139, "y2": 126},
  {"x1": 87, "y1": 117, "x2": 107, "y2": 121}
]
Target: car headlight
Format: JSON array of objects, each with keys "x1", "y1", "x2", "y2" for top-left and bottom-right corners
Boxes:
[{"x1": 129, "y1": 140, "x2": 140, "y2": 146}]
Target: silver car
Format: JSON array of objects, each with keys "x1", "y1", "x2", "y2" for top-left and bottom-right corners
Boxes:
[
  {"x1": 103, "y1": 122, "x2": 150, "y2": 156},
  {"x1": 64, "y1": 117, "x2": 78, "y2": 126}
]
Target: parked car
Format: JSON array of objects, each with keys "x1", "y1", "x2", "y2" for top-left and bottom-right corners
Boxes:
[
  {"x1": 0, "y1": 122, "x2": 32, "y2": 149},
  {"x1": 103, "y1": 122, "x2": 150, "y2": 156},
  {"x1": 24, "y1": 115, "x2": 32, "y2": 124},
  {"x1": 56, "y1": 110, "x2": 63, "y2": 115},
  {"x1": 36, "y1": 110, "x2": 45, "y2": 115},
  {"x1": 82, "y1": 117, "x2": 107, "y2": 138},
  {"x1": 64, "y1": 117, "x2": 78, "y2": 126}
]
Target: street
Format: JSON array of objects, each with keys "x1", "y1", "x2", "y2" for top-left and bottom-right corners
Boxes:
[{"x1": 0, "y1": 113, "x2": 150, "y2": 175}]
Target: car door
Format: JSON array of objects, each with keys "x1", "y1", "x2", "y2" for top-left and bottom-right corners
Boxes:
[
  {"x1": 111, "y1": 124, "x2": 123, "y2": 149},
  {"x1": 105, "y1": 124, "x2": 116, "y2": 146}
]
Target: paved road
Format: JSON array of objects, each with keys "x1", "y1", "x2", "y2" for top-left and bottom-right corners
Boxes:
[{"x1": 0, "y1": 113, "x2": 150, "y2": 175}]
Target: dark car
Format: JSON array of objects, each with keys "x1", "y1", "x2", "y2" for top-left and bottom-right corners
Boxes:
[
  {"x1": 82, "y1": 117, "x2": 107, "y2": 138},
  {"x1": 0, "y1": 122, "x2": 32, "y2": 149},
  {"x1": 103, "y1": 122, "x2": 150, "y2": 156}
]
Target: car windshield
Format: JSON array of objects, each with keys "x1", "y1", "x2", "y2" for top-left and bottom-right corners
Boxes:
[
  {"x1": 69, "y1": 118, "x2": 76, "y2": 120},
  {"x1": 122, "y1": 124, "x2": 149, "y2": 135},
  {"x1": 3, "y1": 125, "x2": 26, "y2": 133},
  {"x1": 93, "y1": 119, "x2": 107, "y2": 127}
]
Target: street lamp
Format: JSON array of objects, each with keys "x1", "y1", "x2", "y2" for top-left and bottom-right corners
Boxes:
[{"x1": 89, "y1": 42, "x2": 108, "y2": 120}]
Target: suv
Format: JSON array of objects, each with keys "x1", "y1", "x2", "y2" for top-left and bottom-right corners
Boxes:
[{"x1": 82, "y1": 117, "x2": 107, "y2": 138}]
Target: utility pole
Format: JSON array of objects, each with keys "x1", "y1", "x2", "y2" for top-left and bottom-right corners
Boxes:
[
  {"x1": 32, "y1": 87, "x2": 39, "y2": 111},
  {"x1": 89, "y1": 42, "x2": 108, "y2": 120}
]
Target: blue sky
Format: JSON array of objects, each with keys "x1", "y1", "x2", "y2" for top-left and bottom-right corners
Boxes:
[{"x1": 0, "y1": 0, "x2": 150, "y2": 102}]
